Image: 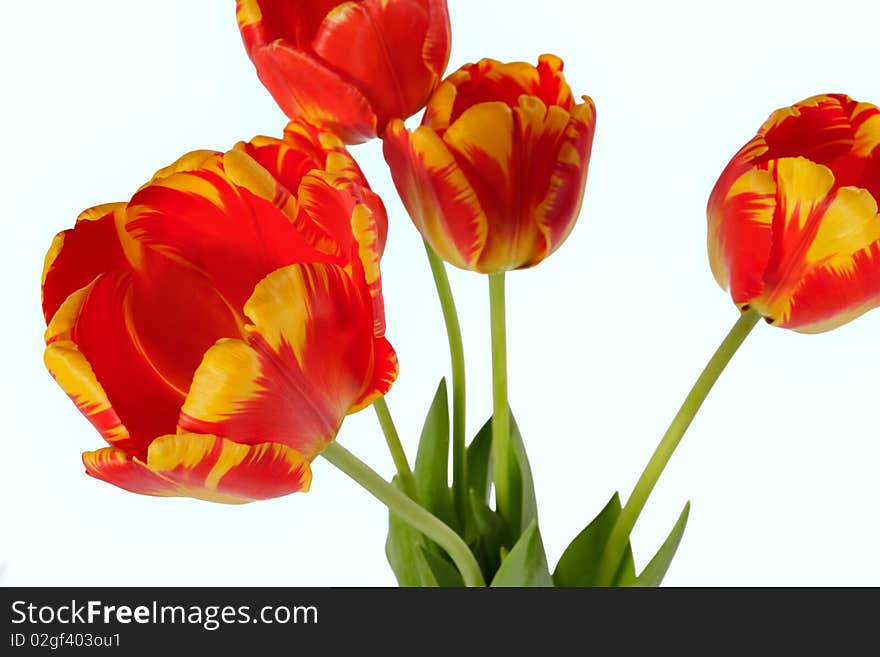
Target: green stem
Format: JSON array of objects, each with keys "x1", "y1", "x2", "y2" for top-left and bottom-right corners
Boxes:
[
  {"x1": 321, "y1": 441, "x2": 485, "y2": 587},
  {"x1": 595, "y1": 309, "x2": 761, "y2": 586},
  {"x1": 373, "y1": 397, "x2": 417, "y2": 500},
  {"x1": 424, "y1": 243, "x2": 468, "y2": 524},
  {"x1": 489, "y1": 272, "x2": 511, "y2": 525}
]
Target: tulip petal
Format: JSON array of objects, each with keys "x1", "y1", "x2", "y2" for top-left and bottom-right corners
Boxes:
[
  {"x1": 235, "y1": 125, "x2": 367, "y2": 200},
  {"x1": 83, "y1": 447, "x2": 181, "y2": 497},
  {"x1": 429, "y1": 56, "x2": 574, "y2": 133},
  {"x1": 42, "y1": 203, "x2": 127, "y2": 323},
  {"x1": 422, "y1": 0, "x2": 452, "y2": 79},
  {"x1": 280, "y1": 120, "x2": 390, "y2": 254},
  {"x1": 350, "y1": 201, "x2": 387, "y2": 335},
  {"x1": 531, "y1": 98, "x2": 596, "y2": 263},
  {"x1": 179, "y1": 263, "x2": 380, "y2": 459},
  {"x1": 383, "y1": 119, "x2": 488, "y2": 269},
  {"x1": 84, "y1": 434, "x2": 312, "y2": 503},
  {"x1": 752, "y1": 158, "x2": 880, "y2": 331},
  {"x1": 851, "y1": 102, "x2": 880, "y2": 201},
  {"x1": 350, "y1": 336, "x2": 399, "y2": 413},
  {"x1": 44, "y1": 283, "x2": 129, "y2": 446},
  {"x1": 251, "y1": 42, "x2": 377, "y2": 143},
  {"x1": 758, "y1": 94, "x2": 856, "y2": 166},
  {"x1": 237, "y1": 0, "x2": 342, "y2": 52},
  {"x1": 745, "y1": 95, "x2": 880, "y2": 199},
  {"x1": 127, "y1": 155, "x2": 331, "y2": 311},
  {"x1": 442, "y1": 97, "x2": 578, "y2": 270},
  {"x1": 53, "y1": 244, "x2": 246, "y2": 456},
  {"x1": 438, "y1": 60, "x2": 541, "y2": 130},
  {"x1": 311, "y1": 0, "x2": 444, "y2": 131},
  {"x1": 707, "y1": 165, "x2": 777, "y2": 304},
  {"x1": 58, "y1": 272, "x2": 187, "y2": 457}
]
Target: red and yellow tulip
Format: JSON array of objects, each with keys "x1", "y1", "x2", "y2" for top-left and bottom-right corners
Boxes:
[
  {"x1": 708, "y1": 94, "x2": 880, "y2": 332},
  {"x1": 236, "y1": 0, "x2": 452, "y2": 144},
  {"x1": 41, "y1": 120, "x2": 397, "y2": 503},
  {"x1": 383, "y1": 55, "x2": 596, "y2": 273}
]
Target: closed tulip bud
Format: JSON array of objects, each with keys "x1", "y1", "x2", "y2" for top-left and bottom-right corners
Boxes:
[
  {"x1": 237, "y1": 0, "x2": 451, "y2": 143},
  {"x1": 708, "y1": 94, "x2": 880, "y2": 332},
  {"x1": 383, "y1": 55, "x2": 596, "y2": 273}
]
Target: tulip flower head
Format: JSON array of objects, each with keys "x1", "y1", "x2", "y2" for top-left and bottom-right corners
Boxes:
[
  {"x1": 708, "y1": 94, "x2": 880, "y2": 333},
  {"x1": 42, "y1": 121, "x2": 397, "y2": 503},
  {"x1": 384, "y1": 55, "x2": 596, "y2": 273},
  {"x1": 236, "y1": 0, "x2": 452, "y2": 143}
]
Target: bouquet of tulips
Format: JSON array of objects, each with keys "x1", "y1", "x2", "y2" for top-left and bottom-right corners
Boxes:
[{"x1": 40, "y1": 1, "x2": 880, "y2": 587}]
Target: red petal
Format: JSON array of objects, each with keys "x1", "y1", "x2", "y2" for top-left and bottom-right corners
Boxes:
[
  {"x1": 532, "y1": 98, "x2": 596, "y2": 265},
  {"x1": 741, "y1": 95, "x2": 880, "y2": 200},
  {"x1": 84, "y1": 435, "x2": 312, "y2": 504},
  {"x1": 45, "y1": 282, "x2": 130, "y2": 446},
  {"x1": 83, "y1": 447, "x2": 179, "y2": 497},
  {"x1": 751, "y1": 158, "x2": 880, "y2": 331},
  {"x1": 431, "y1": 57, "x2": 574, "y2": 134},
  {"x1": 707, "y1": 164, "x2": 776, "y2": 304},
  {"x1": 126, "y1": 155, "x2": 330, "y2": 312},
  {"x1": 312, "y1": 0, "x2": 448, "y2": 132},
  {"x1": 67, "y1": 272, "x2": 184, "y2": 457},
  {"x1": 42, "y1": 203, "x2": 127, "y2": 323},
  {"x1": 251, "y1": 42, "x2": 377, "y2": 143},
  {"x1": 384, "y1": 119, "x2": 488, "y2": 269},
  {"x1": 440, "y1": 96, "x2": 585, "y2": 271},
  {"x1": 179, "y1": 263, "x2": 385, "y2": 459},
  {"x1": 237, "y1": 0, "x2": 342, "y2": 52},
  {"x1": 61, "y1": 259, "x2": 242, "y2": 457},
  {"x1": 350, "y1": 336, "x2": 399, "y2": 412}
]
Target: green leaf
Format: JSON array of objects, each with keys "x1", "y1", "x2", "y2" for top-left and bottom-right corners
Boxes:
[
  {"x1": 467, "y1": 488, "x2": 506, "y2": 576},
  {"x1": 635, "y1": 501, "x2": 690, "y2": 587},
  {"x1": 413, "y1": 379, "x2": 456, "y2": 529},
  {"x1": 467, "y1": 411, "x2": 538, "y2": 542},
  {"x1": 466, "y1": 419, "x2": 493, "y2": 506},
  {"x1": 553, "y1": 492, "x2": 636, "y2": 587},
  {"x1": 420, "y1": 547, "x2": 464, "y2": 587},
  {"x1": 490, "y1": 520, "x2": 553, "y2": 587},
  {"x1": 384, "y1": 477, "x2": 438, "y2": 587},
  {"x1": 508, "y1": 413, "x2": 537, "y2": 538},
  {"x1": 468, "y1": 488, "x2": 506, "y2": 540}
]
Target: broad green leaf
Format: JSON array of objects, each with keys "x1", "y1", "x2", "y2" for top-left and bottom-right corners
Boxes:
[
  {"x1": 467, "y1": 488, "x2": 506, "y2": 576},
  {"x1": 385, "y1": 477, "x2": 437, "y2": 586},
  {"x1": 466, "y1": 419, "x2": 493, "y2": 506},
  {"x1": 553, "y1": 492, "x2": 636, "y2": 587},
  {"x1": 420, "y1": 547, "x2": 464, "y2": 587},
  {"x1": 508, "y1": 413, "x2": 537, "y2": 538},
  {"x1": 468, "y1": 488, "x2": 506, "y2": 540},
  {"x1": 414, "y1": 379, "x2": 456, "y2": 529},
  {"x1": 490, "y1": 520, "x2": 553, "y2": 587},
  {"x1": 468, "y1": 411, "x2": 538, "y2": 542},
  {"x1": 614, "y1": 542, "x2": 638, "y2": 587},
  {"x1": 635, "y1": 501, "x2": 690, "y2": 587}
]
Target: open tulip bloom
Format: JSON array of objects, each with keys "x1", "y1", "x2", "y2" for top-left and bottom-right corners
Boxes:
[{"x1": 39, "y1": 2, "x2": 880, "y2": 587}]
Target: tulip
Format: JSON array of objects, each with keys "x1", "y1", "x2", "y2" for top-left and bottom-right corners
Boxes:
[
  {"x1": 41, "y1": 121, "x2": 397, "y2": 503},
  {"x1": 708, "y1": 93, "x2": 880, "y2": 332},
  {"x1": 383, "y1": 55, "x2": 596, "y2": 273},
  {"x1": 236, "y1": 0, "x2": 452, "y2": 144}
]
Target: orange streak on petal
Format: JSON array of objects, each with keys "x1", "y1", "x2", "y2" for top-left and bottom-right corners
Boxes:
[
  {"x1": 84, "y1": 435, "x2": 312, "y2": 504},
  {"x1": 180, "y1": 264, "x2": 375, "y2": 459},
  {"x1": 46, "y1": 343, "x2": 129, "y2": 445}
]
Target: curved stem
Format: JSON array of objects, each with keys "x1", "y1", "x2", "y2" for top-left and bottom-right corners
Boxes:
[
  {"x1": 322, "y1": 441, "x2": 485, "y2": 587},
  {"x1": 595, "y1": 309, "x2": 761, "y2": 586},
  {"x1": 424, "y1": 243, "x2": 468, "y2": 523},
  {"x1": 373, "y1": 397, "x2": 417, "y2": 500},
  {"x1": 489, "y1": 272, "x2": 511, "y2": 525}
]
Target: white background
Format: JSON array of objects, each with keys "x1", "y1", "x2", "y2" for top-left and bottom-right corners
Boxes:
[{"x1": 2, "y1": 0, "x2": 879, "y2": 586}]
